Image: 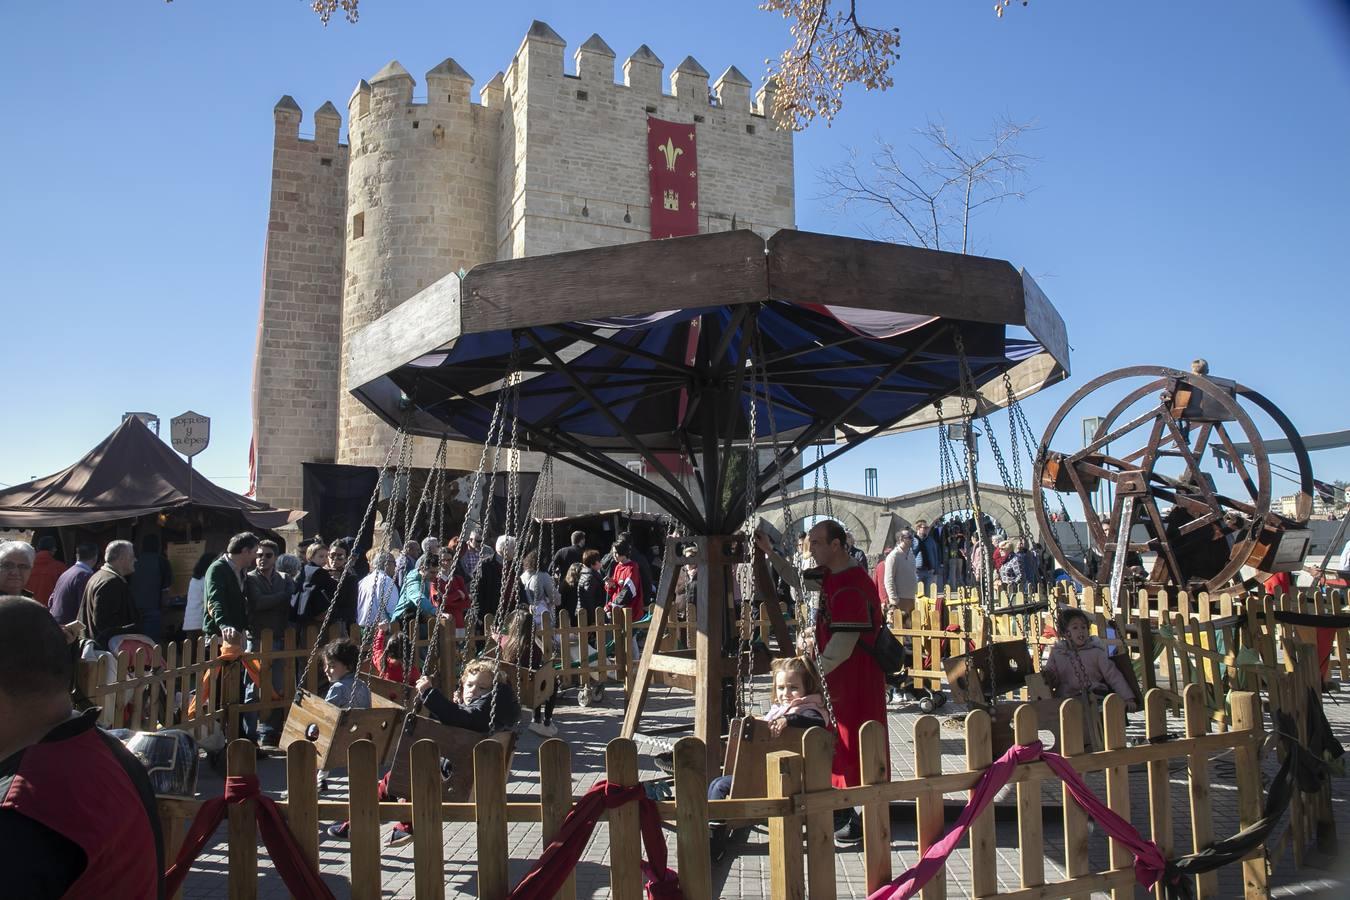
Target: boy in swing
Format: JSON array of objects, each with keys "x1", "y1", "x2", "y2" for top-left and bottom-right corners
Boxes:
[{"x1": 326, "y1": 658, "x2": 520, "y2": 846}]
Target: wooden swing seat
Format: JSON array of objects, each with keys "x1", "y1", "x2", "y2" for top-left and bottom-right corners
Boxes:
[
  {"x1": 279, "y1": 688, "x2": 404, "y2": 770},
  {"x1": 719, "y1": 716, "x2": 835, "y2": 827},
  {"x1": 384, "y1": 715, "x2": 517, "y2": 801},
  {"x1": 363, "y1": 671, "x2": 415, "y2": 706},
  {"x1": 494, "y1": 661, "x2": 558, "y2": 710},
  {"x1": 943, "y1": 640, "x2": 1038, "y2": 705}
]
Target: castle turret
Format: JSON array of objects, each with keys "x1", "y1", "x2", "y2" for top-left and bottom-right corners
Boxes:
[
  {"x1": 623, "y1": 45, "x2": 664, "y2": 96},
  {"x1": 574, "y1": 34, "x2": 615, "y2": 82},
  {"x1": 714, "y1": 66, "x2": 752, "y2": 112},
  {"x1": 336, "y1": 55, "x2": 500, "y2": 470}
]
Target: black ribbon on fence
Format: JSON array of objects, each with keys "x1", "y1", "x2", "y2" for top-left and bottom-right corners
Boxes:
[
  {"x1": 1161, "y1": 692, "x2": 1343, "y2": 897},
  {"x1": 1270, "y1": 609, "x2": 1350, "y2": 630}
]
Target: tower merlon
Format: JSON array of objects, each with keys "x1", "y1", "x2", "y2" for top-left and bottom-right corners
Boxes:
[
  {"x1": 427, "y1": 57, "x2": 474, "y2": 105},
  {"x1": 370, "y1": 60, "x2": 414, "y2": 104},
  {"x1": 348, "y1": 79, "x2": 371, "y2": 118},
  {"x1": 273, "y1": 95, "x2": 301, "y2": 139},
  {"x1": 313, "y1": 100, "x2": 342, "y2": 145},
  {"x1": 714, "y1": 65, "x2": 752, "y2": 112},
  {"x1": 623, "y1": 44, "x2": 664, "y2": 96},
  {"x1": 480, "y1": 71, "x2": 506, "y2": 108},
  {"x1": 574, "y1": 33, "x2": 616, "y2": 83},
  {"x1": 755, "y1": 75, "x2": 780, "y2": 119},
  {"x1": 518, "y1": 19, "x2": 566, "y2": 77},
  {"x1": 671, "y1": 56, "x2": 709, "y2": 104}
]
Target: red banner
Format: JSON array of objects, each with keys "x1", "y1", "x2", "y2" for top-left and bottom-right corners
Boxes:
[{"x1": 647, "y1": 117, "x2": 699, "y2": 238}]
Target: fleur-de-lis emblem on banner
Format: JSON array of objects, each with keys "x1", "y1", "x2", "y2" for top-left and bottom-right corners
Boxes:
[{"x1": 658, "y1": 138, "x2": 683, "y2": 171}]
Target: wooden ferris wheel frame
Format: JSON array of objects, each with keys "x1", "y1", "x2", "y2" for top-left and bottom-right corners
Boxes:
[{"x1": 1033, "y1": 366, "x2": 1314, "y2": 594}]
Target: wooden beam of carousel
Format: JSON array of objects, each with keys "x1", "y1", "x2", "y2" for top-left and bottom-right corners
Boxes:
[{"x1": 346, "y1": 229, "x2": 1070, "y2": 406}]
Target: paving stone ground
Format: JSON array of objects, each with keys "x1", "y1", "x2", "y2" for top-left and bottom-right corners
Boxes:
[{"x1": 181, "y1": 675, "x2": 1350, "y2": 898}]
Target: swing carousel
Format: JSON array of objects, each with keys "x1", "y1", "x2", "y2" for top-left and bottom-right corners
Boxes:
[{"x1": 341, "y1": 228, "x2": 1071, "y2": 775}]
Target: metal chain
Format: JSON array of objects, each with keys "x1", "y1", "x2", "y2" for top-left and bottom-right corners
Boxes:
[
  {"x1": 386, "y1": 340, "x2": 523, "y2": 770},
  {"x1": 737, "y1": 322, "x2": 761, "y2": 719},
  {"x1": 352, "y1": 427, "x2": 417, "y2": 692},
  {"x1": 294, "y1": 426, "x2": 407, "y2": 698}
]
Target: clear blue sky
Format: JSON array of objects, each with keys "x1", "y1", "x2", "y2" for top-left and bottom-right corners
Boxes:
[{"x1": 4, "y1": 1, "x2": 1349, "y2": 503}]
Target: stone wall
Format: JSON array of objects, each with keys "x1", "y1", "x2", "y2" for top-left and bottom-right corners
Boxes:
[{"x1": 251, "y1": 98, "x2": 348, "y2": 512}]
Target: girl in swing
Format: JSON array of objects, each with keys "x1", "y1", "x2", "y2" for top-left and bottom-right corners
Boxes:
[
  {"x1": 706, "y1": 655, "x2": 829, "y2": 859},
  {"x1": 1041, "y1": 608, "x2": 1136, "y2": 713}
]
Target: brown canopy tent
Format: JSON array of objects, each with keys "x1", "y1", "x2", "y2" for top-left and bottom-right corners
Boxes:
[{"x1": 0, "y1": 417, "x2": 303, "y2": 573}]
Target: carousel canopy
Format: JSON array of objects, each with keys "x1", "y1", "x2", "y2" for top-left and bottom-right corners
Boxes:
[
  {"x1": 347, "y1": 229, "x2": 1070, "y2": 532},
  {"x1": 0, "y1": 417, "x2": 303, "y2": 530}
]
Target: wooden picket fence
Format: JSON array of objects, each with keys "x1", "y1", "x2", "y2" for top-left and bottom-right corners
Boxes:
[
  {"x1": 83, "y1": 584, "x2": 1345, "y2": 746},
  {"x1": 157, "y1": 684, "x2": 1282, "y2": 899}
]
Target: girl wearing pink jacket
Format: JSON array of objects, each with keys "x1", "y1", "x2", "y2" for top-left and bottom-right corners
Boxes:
[{"x1": 1042, "y1": 608, "x2": 1137, "y2": 713}]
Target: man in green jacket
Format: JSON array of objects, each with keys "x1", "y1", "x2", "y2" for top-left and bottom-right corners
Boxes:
[{"x1": 203, "y1": 533, "x2": 260, "y2": 644}]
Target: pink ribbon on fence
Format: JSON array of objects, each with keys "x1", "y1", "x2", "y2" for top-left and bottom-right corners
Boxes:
[
  {"x1": 867, "y1": 741, "x2": 1172, "y2": 900},
  {"x1": 164, "y1": 775, "x2": 335, "y2": 900},
  {"x1": 506, "y1": 780, "x2": 681, "y2": 900}
]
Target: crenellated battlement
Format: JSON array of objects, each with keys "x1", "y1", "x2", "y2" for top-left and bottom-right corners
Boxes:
[
  {"x1": 341, "y1": 20, "x2": 785, "y2": 134},
  {"x1": 272, "y1": 94, "x2": 348, "y2": 149}
]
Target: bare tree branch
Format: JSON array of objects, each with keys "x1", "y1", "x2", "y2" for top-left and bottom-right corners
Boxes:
[{"x1": 818, "y1": 118, "x2": 1038, "y2": 255}]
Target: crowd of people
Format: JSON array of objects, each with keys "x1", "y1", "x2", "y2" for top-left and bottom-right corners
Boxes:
[{"x1": 0, "y1": 514, "x2": 1149, "y2": 870}]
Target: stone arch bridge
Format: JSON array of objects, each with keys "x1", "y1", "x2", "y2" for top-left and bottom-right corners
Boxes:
[{"x1": 757, "y1": 482, "x2": 1038, "y2": 561}]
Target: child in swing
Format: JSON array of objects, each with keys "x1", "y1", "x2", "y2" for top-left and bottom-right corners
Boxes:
[
  {"x1": 317, "y1": 640, "x2": 371, "y2": 793},
  {"x1": 706, "y1": 655, "x2": 828, "y2": 861},
  {"x1": 499, "y1": 606, "x2": 558, "y2": 738},
  {"x1": 327, "y1": 658, "x2": 521, "y2": 846},
  {"x1": 706, "y1": 655, "x2": 828, "y2": 802},
  {"x1": 1041, "y1": 608, "x2": 1137, "y2": 713},
  {"x1": 373, "y1": 627, "x2": 421, "y2": 684}
]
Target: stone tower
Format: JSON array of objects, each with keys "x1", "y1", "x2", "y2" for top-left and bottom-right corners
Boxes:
[
  {"x1": 251, "y1": 97, "x2": 348, "y2": 512},
  {"x1": 252, "y1": 21, "x2": 796, "y2": 519}
]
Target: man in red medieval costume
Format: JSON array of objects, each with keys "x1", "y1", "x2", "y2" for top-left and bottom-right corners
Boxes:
[{"x1": 808, "y1": 518, "x2": 889, "y2": 847}]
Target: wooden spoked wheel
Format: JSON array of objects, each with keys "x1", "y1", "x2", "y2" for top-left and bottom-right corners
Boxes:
[{"x1": 1033, "y1": 366, "x2": 1313, "y2": 594}]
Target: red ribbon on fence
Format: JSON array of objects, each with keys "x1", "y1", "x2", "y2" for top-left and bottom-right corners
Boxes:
[
  {"x1": 507, "y1": 780, "x2": 682, "y2": 900},
  {"x1": 164, "y1": 775, "x2": 335, "y2": 900},
  {"x1": 867, "y1": 740, "x2": 1175, "y2": 900}
]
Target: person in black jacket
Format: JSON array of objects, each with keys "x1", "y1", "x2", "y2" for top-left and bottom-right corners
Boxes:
[
  {"x1": 77, "y1": 540, "x2": 139, "y2": 650},
  {"x1": 471, "y1": 542, "x2": 503, "y2": 626},
  {"x1": 293, "y1": 542, "x2": 335, "y2": 627},
  {"x1": 549, "y1": 530, "x2": 586, "y2": 581},
  {"x1": 574, "y1": 549, "x2": 607, "y2": 625}
]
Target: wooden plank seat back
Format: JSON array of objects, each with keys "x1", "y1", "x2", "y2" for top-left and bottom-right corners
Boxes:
[
  {"x1": 385, "y1": 716, "x2": 517, "y2": 801},
  {"x1": 943, "y1": 640, "x2": 1037, "y2": 706},
  {"x1": 721, "y1": 717, "x2": 835, "y2": 825},
  {"x1": 494, "y1": 662, "x2": 558, "y2": 711},
  {"x1": 278, "y1": 688, "x2": 403, "y2": 770},
  {"x1": 363, "y1": 670, "x2": 416, "y2": 706}
]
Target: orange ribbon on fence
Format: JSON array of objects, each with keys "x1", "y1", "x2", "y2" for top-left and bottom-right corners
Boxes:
[{"x1": 187, "y1": 642, "x2": 282, "y2": 718}]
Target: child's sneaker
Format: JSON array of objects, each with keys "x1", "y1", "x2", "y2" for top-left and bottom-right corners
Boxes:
[
  {"x1": 325, "y1": 822, "x2": 350, "y2": 840},
  {"x1": 529, "y1": 721, "x2": 559, "y2": 738},
  {"x1": 386, "y1": 823, "x2": 414, "y2": 847}
]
